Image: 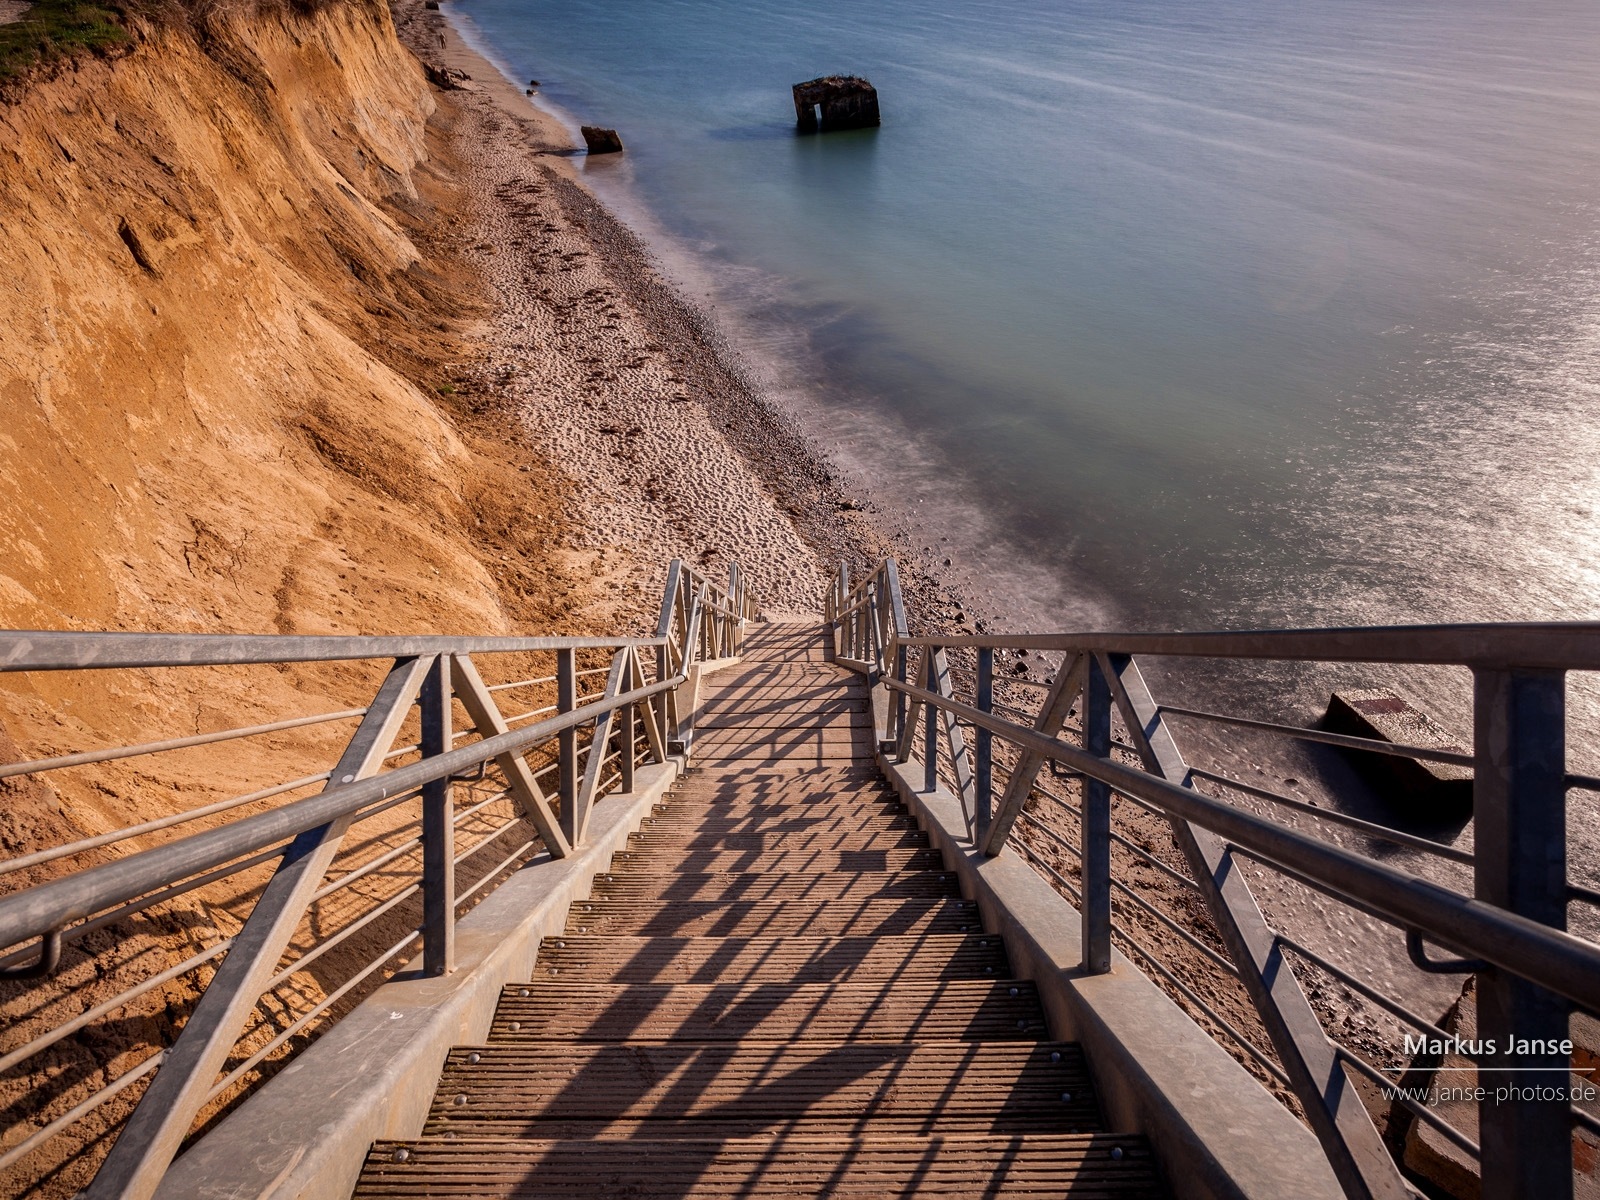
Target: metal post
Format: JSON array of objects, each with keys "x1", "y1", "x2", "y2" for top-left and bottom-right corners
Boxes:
[
  {"x1": 924, "y1": 651, "x2": 940, "y2": 794},
  {"x1": 1473, "y1": 667, "x2": 1571, "y2": 1199},
  {"x1": 557, "y1": 648, "x2": 579, "y2": 846},
  {"x1": 1080, "y1": 655, "x2": 1112, "y2": 974},
  {"x1": 620, "y1": 701, "x2": 636, "y2": 793},
  {"x1": 421, "y1": 655, "x2": 455, "y2": 977},
  {"x1": 976, "y1": 647, "x2": 994, "y2": 841}
]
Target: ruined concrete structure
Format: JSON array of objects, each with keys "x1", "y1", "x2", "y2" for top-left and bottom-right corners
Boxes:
[
  {"x1": 581, "y1": 126, "x2": 624, "y2": 154},
  {"x1": 792, "y1": 76, "x2": 880, "y2": 133}
]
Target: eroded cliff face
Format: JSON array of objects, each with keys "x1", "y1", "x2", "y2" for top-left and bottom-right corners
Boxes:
[{"x1": 0, "y1": 6, "x2": 587, "y2": 1193}]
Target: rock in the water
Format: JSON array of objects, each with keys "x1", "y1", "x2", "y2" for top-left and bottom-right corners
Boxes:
[
  {"x1": 1320, "y1": 688, "x2": 1473, "y2": 815},
  {"x1": 423, "y1": 1, "x2": 439, "y2": 9},
  {"x1": 424, "y1": 63, "x2": 471, "y2": 90},
  {"x1": 581, "y1": 126, "x2": 624, "y2": 154},
  {"x1": 792, "y1": 75, "x2": 881, "y2": 133}
]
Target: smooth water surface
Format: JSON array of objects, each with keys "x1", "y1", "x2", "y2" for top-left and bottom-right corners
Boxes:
[{"x1": 454, "y1": 0, "x2": 1600, "y2": 726}]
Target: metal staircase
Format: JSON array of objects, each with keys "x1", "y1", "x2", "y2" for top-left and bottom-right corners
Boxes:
[{"x1": 352, "y1": 620, "x2": 1164, "y2": 1197}]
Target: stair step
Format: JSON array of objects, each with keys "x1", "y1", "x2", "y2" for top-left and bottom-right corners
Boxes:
[
  {"x1": 424, "y1": 1041, "x2": 1099, "y2": 1131},
  {"x1": 532, "y1": 933, "x2": 1009, "y2": 983},
  {"x1": 626, "y1": 829, "x2": 930, "y2": 852},
  {"x1": 358, "y1": 1134, "x2": 1163, "y2": 1198},
  {"x1": 562, "y1": 897, "x2": 975, "y2": 938},
  {"x1": 696, "y1": 710, "x2": 871, "y2": 729},
  {"x1": 490, "y1": 979, "x2": 1045, "y2": 1042},
  {"x1": 658, "y1": 788, "x2": 896, "y2": 808},
  {"x1": 589, "y1": 871, "x2": 958, "y2": 903},
  {"x1": 608, "y1": 848, "x2": 942, "y2": 874},
  {"x1": 637, "y1": 810, "x2": 916, "y2": 832}
]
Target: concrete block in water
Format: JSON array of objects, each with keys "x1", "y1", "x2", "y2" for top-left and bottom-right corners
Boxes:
[
  {"x1": 581, "y1": 126, "x2": 624, "y2": 154},
  {"x1": 1321, "y1": 688, "x2": 1472, "y2": 815},
  {"x1": 793, "y1": 75, "x2": 881, "y2": 133}
]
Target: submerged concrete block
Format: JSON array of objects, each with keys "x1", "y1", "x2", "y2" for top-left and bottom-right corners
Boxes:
[
  {"x1": 581, "y1": 125, "x2": 624, "y2": 154},
  {"x1": 792, "y1": 75, "x2": 881, "y2": 133},
  {"x1": 1321, "y1": 688, "x2": 1472, "y2": 816}
]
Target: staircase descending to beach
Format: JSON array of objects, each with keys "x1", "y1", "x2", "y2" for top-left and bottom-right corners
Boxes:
[
  {"x1": 351, "y1": 620, "x2": 1164, "y2": 1197},
  {"x1": 5, "y1": 558, "x2": 1595, "y2": 1200}
]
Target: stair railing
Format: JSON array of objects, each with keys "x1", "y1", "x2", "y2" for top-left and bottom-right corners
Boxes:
[
  {"x1": 828, "y1": 557, "x2": 1600, "y2": 1200},
  {"x1": 0, "y1": 557, "x2": 751, "y2": 1199}
]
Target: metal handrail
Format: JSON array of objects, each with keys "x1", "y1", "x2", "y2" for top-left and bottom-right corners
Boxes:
[
  {"x1": 0, "y1": 556, "x2": 753, "y2": 1198},
  {"x1": 890, "y1": 624, "x2": 1600, "y2": 669},
  {"x1": 0, "y1": 632, "x2": 667, "y2": 672},
  {"x1": 827, "y1": 555, "x2": 1598, "y2": 1200},
  {"x1": 884, "y1": 672, "x2": 1600, "y2": 1011},
  {"x1": 0, "y1": 675, "x2": 677, "y2": 950}
]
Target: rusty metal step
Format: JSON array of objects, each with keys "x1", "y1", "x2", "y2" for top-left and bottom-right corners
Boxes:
[
  {"x1": 356, "y1": 1133, "x2": 1163, "y2": 1198},
  {"x1": 532, "y1": 934, "x2": 1010, "y2": 984},
  {"x1": 606, "y1": 847, "x2": 942, "y2": 874},
  {"x1": 423, "y1": 1042, "x2": 1100, "y2": 1133},
  {"x1": 561, "y1": 897, "x2": 976, "y2": 938},
  {"x1": 488, "y1": 980, "x2": 1047, "y2": 1042},
  {"x1": 589, "y1": 871, "x2": 957, "y2": 903}
]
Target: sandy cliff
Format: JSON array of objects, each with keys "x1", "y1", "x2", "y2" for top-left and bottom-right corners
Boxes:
[{"x1": 0, "y1": 3, "x2": 596, "y2": 1192}]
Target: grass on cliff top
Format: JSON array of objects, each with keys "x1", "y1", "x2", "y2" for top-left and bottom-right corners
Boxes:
[{"x1": 0, "y1": 0, "x2": 129, "y2": 85}]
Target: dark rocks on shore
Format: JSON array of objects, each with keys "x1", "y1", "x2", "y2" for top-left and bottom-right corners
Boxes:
[
  {"x1": 581, "y1": 126, "x2": 624, "y2": 155},
  {"x1": 792, "y1": 75, "x2": 880, "y2": 133},
  {"x1": 424, "y1": 63, "x2": 471, "y2": 90}
]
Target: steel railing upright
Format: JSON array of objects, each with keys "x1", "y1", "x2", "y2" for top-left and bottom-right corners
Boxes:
[
  {"x1": 0, "y1": 557, "x2": 752, "y2": 1199},
  {"x1": 827, "y1": 556, "x2": 1600, "y2": 1200}
]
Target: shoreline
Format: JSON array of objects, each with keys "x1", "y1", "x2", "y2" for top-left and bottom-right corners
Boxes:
[
  {"x1": 393, "y1": 0, "x2": 912, "y2": 623},
  {"x1": 384, "y1": 0, "x2": 1449, "y2": 1146}
]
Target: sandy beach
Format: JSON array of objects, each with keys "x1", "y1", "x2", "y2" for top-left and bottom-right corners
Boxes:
[{"x1": 388, "y1": 0, "x2": 909, "y2": 625}]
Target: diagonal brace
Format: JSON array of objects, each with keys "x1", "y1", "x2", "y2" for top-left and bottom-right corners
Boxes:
[
  {"x1": 982, "y1": 654, "x2": 1087, "y2": 855},
  {"x1": 87, "y1": 655, "x2": 435, "y2": 1200},
  {"x1": 1099, "y1": 651, "x2": 1408, "y2": 1200},
  {"x1": 451, "y1": 654, "x2": 572, "y2": 859}
]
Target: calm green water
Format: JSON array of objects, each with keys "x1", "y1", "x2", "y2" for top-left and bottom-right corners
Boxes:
[{"x1": 453, "y1": 0, "x2": 1600, "y2": 648}]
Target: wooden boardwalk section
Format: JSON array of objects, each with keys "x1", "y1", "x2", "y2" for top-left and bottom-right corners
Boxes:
[{"x1": 354, "y1": 622, "x2": 1164, "y2": 1197}]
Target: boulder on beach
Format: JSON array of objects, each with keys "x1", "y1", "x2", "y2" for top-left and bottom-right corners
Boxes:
[
  {"x1": 424, "y1": 63, "x2": 471, "y2": 90},
  {"x1": 792, "y1": 75, "x2": 880, "y2": 133},
  {"x1": 581, "y1": 126, "x2": 624, "y2": 155}
]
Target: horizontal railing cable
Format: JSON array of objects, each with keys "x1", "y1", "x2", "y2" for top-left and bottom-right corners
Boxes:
[
  {"x1": 0, "y1": 709, "x2": 369, "y2": 781},
  {"x1": 1187, "y1": 766, "x2": 1474, "y2": 864},
  {"x1": 0, "y1": 673, "x2": 680, "y2": 951},
  {"x1": 1159, "y1": 704, "x2": 1475, "y2": 768},
  {"x1": 883, "y1": 672, "x2": 1600, "y2": 1013}
]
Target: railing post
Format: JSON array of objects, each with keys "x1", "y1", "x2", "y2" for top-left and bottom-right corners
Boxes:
[
  {"x1": 1472, "y1": 666, "x2": 1571, "y2": 1199},
  {"x1": 557, "y1": 648, "x2": 579, "y2": 847},
  {"x1": 836, "y1": 564, "x2": 850, "y2": 659},
  {"x1": 976, "y1": 647, "x2": 994, "y2": 841},
  {"x1": 620, "y1": 698, "x2": 636, "y2": 793},
  {"x1": 1080, "y1": 655, "x2": 1112, "y2": 974},
  {"x1": 892, "y1": 643, "x2": 908, "y2": 749},
  {"x1": 420, "y1": 655, "x2": 455, "y2": 977},
  {"x1": 923, "y1": 650, "x2": 939, "y2": 793}
]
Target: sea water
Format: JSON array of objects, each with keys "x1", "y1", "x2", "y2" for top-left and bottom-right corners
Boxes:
[{"x1": 451, "y1": 0, "x2": 1600, "y2": 749}]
